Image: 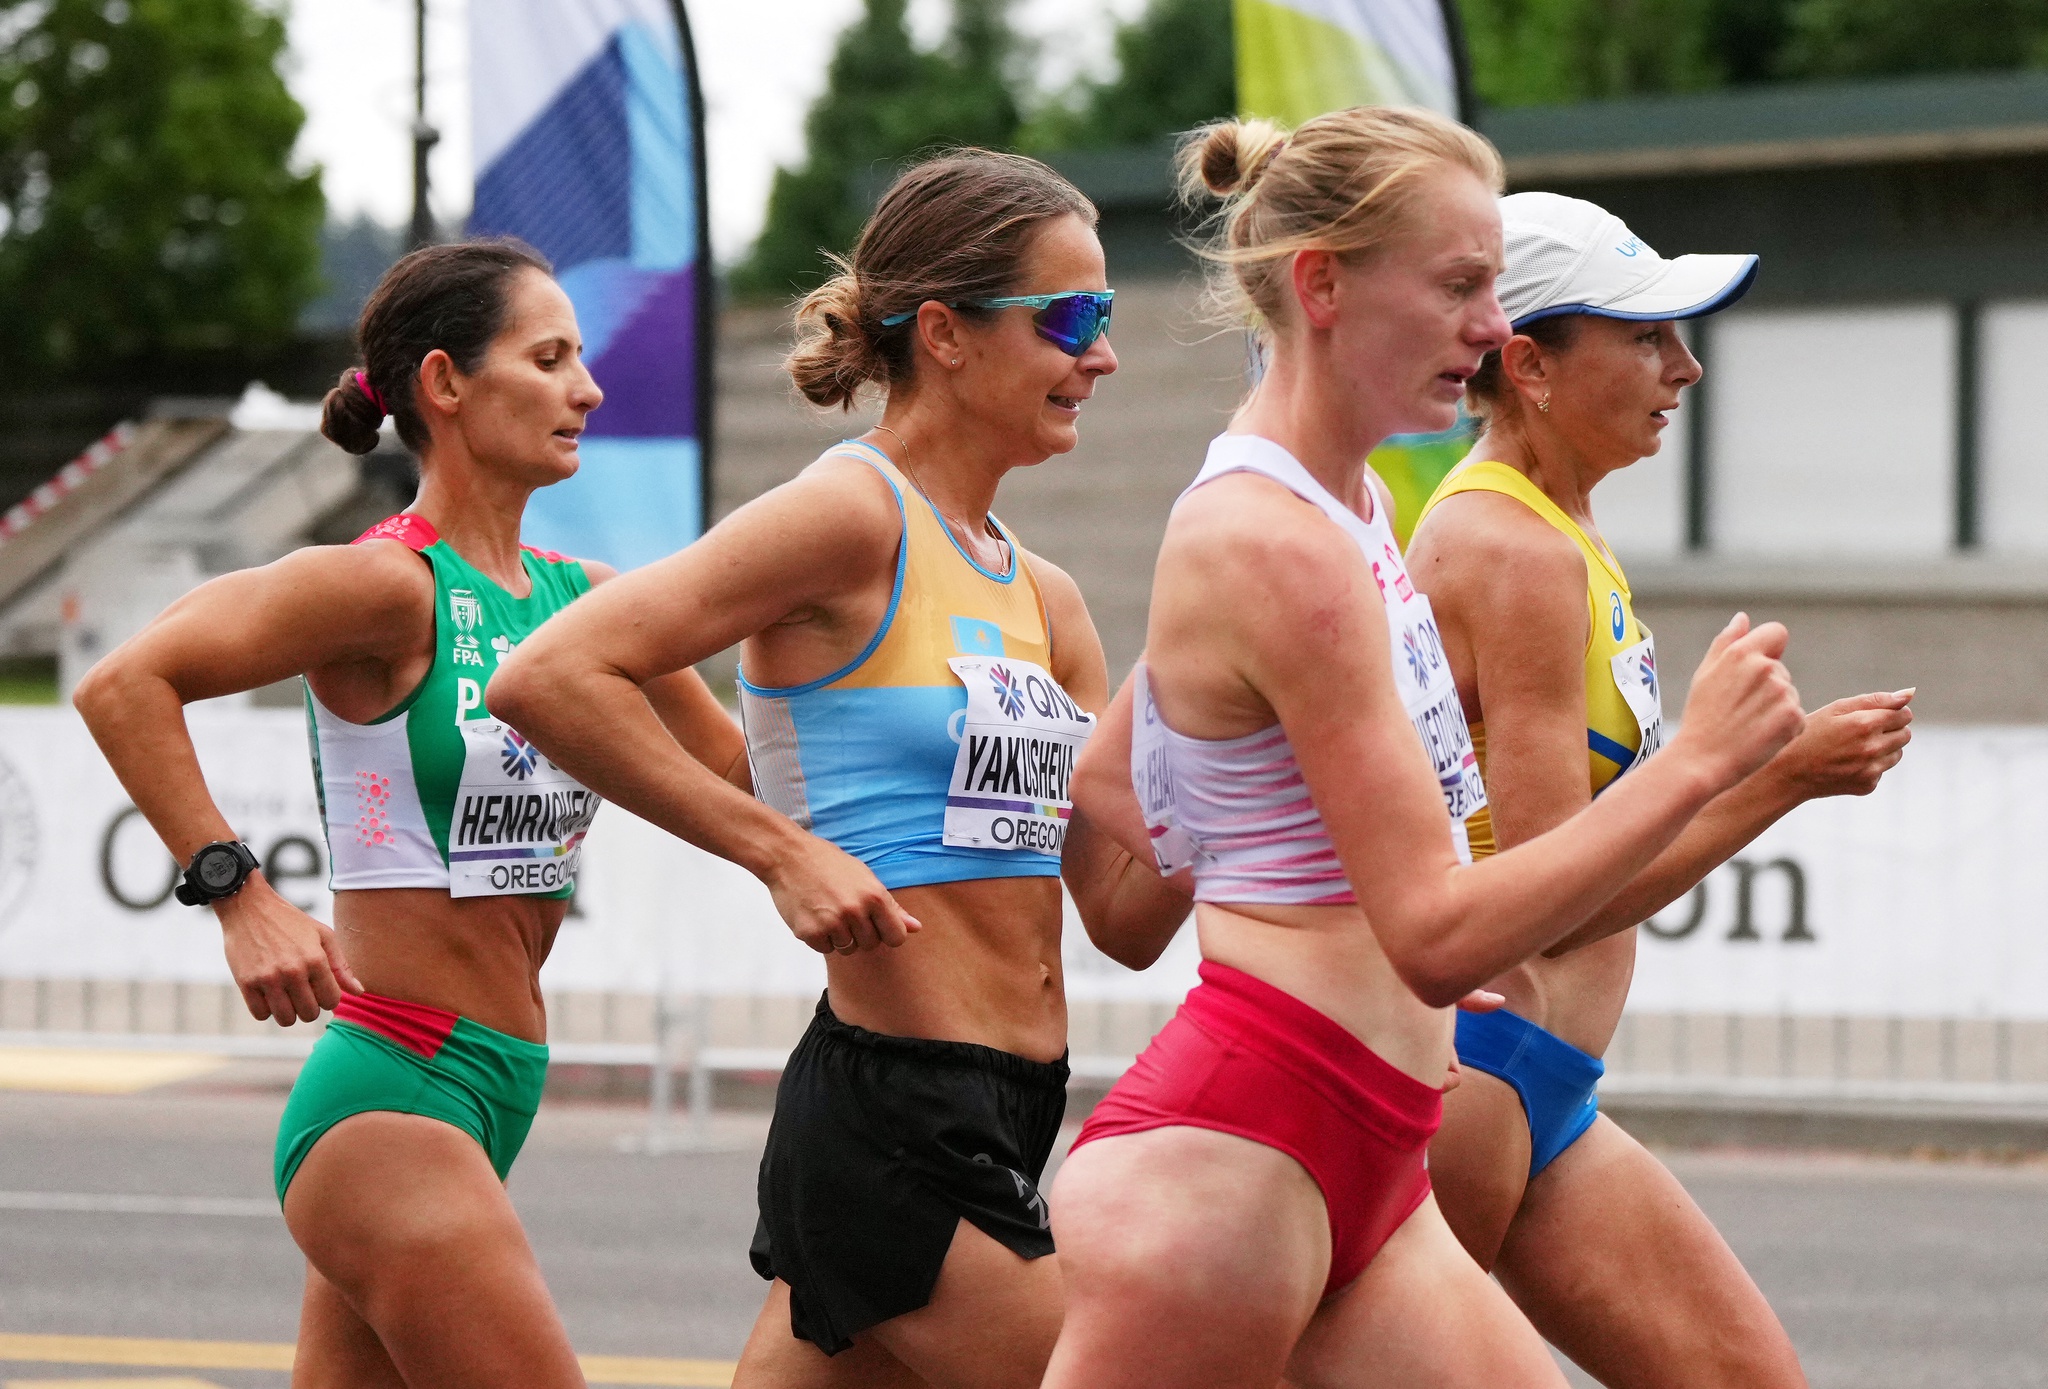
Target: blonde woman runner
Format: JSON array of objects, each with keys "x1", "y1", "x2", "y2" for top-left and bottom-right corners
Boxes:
[{"x1": 1046, "y1": 111, "x2": 1806, "y2": 1389}]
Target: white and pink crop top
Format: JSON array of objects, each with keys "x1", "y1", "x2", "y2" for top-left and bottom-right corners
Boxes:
[{"x1": 1131, "y1": 433, "x2": 1487, "y2": 905}]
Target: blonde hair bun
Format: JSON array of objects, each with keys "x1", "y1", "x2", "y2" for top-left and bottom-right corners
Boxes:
[{"x1": 1188, "y1": 118, "x2": 1290, "y2": 199}]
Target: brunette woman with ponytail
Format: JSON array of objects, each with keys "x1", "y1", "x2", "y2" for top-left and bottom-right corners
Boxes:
[
  {"x1": 74, "y1": 239, "x2": 742, "y2": 1387},
  {"x1": 1044, "y1": 111, "x2": 1805, "y2": 1388},
  {"x1": 493, "y1": 149, "x2": 1165, "y2": 1388}
]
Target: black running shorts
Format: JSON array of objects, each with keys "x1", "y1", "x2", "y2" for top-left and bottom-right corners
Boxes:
[{"x1": 750, "y1": 992, "x2": 1070, "y2": 1354}]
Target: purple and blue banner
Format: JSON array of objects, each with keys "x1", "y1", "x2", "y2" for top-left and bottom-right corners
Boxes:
[{"x1": 469, "y1": 0, "x2": 710, "y2": 571}]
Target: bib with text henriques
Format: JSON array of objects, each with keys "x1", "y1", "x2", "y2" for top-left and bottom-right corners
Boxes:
[
  {"x1": 447, "y1": 716, "x2": 602, "y2": 897},
  {"x1": 943, "y1": 656, "x2": 1095, "y2": 855}
]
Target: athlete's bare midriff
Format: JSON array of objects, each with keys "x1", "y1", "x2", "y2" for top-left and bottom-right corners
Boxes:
[
  {"x1": 333, "y1": 888, "x2": 566, "y2": 1043},
  {"x1": 1197, "y1": 901, "x2": 1453, "y2": 1088},
  {"x1": 1482, "y1": 927, "x2": 1637, "y2": 1059},
  {"x1": 823, "y1": 875, "x2": 1066, "y2": 1063}
]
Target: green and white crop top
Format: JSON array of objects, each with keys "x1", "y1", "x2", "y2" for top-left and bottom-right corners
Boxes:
[{"x1": 305, "y1": 514, "x2": 600, "y2": 899}]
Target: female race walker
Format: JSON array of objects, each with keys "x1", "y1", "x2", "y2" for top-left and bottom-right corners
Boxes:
[
  {"x1": 1405, "y1": 191, "x2": 1912, "y2": 1389},
  {"x1": 1042, "y1": 110, "x2": 1809, "y2": 1389},
  {"x1": 74, "y1": 240, "x2": 739, "y2": 1388},
  {"x1": 493, "y1": 150, "x2": 1158, "y2": 1389}
]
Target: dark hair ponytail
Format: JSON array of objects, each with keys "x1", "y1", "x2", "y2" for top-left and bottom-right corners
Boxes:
[{"x1": 321, "y1": 237, "x2": 554, "y2": 456}]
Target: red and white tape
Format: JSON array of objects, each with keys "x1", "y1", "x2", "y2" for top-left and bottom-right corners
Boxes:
[{"x1": 0, "y1": 422, "x2": 138, "y2": 548}]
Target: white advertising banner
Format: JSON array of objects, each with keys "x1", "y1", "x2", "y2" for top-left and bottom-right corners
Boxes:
[
  {"x1": 0, "y1": 706, "x2": 2034, "y2": 1020},
  {"x1": 0, "y1": 708, "x2": 1199, "y2": 1003}
]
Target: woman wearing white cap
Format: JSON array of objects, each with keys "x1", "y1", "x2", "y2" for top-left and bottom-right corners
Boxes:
[{"x1": 1406, "y1": 191, "x2": 1914, "y2": 1387}]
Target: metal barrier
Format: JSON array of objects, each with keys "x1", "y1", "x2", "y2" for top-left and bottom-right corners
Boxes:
[{"x1": 7, "y1": 979, "x2": 2048, "y2": 1124}]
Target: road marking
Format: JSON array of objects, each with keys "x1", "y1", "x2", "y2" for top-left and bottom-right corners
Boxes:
[
  {"x1": 7, "y1": 1379, "x2": 228, "y2": 1388},
  {"x1": 0, "y1": 1336, "x2": 737, "y2": 1387},
  {"x1": 0, "y1": 1342, "x2": 290, "y2": 1372},
  {"x1": 0, "y1": 1050, "x2": 225, "y2": 1095},
  {"x1": 0, "y1": 1193, "x2": 277, "y2": 1219}
]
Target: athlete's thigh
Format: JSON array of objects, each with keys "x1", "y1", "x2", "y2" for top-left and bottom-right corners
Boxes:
[
  {"x1": 1290, "y1": 1193, "x2": 1565, "y2": 1389},
  {"x1": 1494, "y1": 1114, "x2": 1805, "y2": 1389},
  {"x1": 284, "y1": 1111, "x2": 582, "y2": 1389},
  {"x1": 861, "y1": 1219, "x2": 1062, "y2": 1389},
  {"x1": 1042, "y1": 1127, "x2": 1329, "y2": 1389},
  {"x1": 733, "y1": 1280, "x2": 930, "y2": 1389},
  {"x1": 1427, "y1": 1068, "x2": 1532, "y2": 1271},
  {"x1": 292, "y1": 1263, "x2": 406, "y2": 1389}
]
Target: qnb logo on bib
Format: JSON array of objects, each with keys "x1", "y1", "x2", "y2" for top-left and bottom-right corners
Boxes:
[
  {"x1": 943, "y1": 656, "x2": 1095, "y2": 855},
  {"x1": 989, "y1": 664, "x2": 1027, "y2": 719},
  {"x1": 500, "y1": 730, "x2": 541, "y2": 779},
  {"x1": 447, "y1": 718, "x2": 603, "y2": 897}
]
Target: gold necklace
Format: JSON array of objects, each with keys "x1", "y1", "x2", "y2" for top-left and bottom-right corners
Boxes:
[{"x1": 868, "y1": 425, "x2": 1010, "y2": 570}]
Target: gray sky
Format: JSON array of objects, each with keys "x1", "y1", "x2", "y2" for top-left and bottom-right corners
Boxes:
[{"x1": 284, "y1": 0, "x2": 1146, "y2": 265}]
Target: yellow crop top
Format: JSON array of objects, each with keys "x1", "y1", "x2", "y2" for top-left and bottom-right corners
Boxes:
[{"x1": 1415, "y1": 460, "x2": 1663, "y2": 858}]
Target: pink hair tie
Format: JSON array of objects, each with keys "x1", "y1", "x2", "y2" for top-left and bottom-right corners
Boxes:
[{"x1": 353, "y1": 369, "x2": 388, "y2": 418}]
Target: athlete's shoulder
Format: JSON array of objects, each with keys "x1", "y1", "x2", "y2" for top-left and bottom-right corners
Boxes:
[
  {"x1": 1172, "y1": 469, "x2": 1360, "y2": 576},
  {"x1": 264, "y1": 535, "x2": 436, "y2": 634},
  {"x1": 688, "y1": 444, "x2": 902, "y2": 588},
  {"x1": 1409, "y1": 485, "x2": 1582, "y2": 591}
]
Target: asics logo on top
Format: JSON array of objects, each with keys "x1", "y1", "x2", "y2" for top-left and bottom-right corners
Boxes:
[
  {"x1": 989, "y1": 664, "x2": 1026, "y2": 719},
  {"x1": 500, "y1": 730, "x2": 541, "y2": 780},
  {"x1": 1610, "y1": 591, "x2": 1626, "y2": 640}
]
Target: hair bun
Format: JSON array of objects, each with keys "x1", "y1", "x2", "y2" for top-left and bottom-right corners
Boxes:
[
  {"x1": 1188, "y1": 119, "x2": 1290, "y2": 199},
  {"x1": 320, "y1": 367, "x2": 387, "y2": 456}
]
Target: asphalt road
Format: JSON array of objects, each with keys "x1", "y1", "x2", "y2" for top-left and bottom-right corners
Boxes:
[{"x1": 2, "y1": 1071, "x2": 2046, "y2": 1388}]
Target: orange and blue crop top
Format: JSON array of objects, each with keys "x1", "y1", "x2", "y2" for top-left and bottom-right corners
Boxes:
[{"x1": 737, "y1": 441, "x2": 1090, "y2": 890}]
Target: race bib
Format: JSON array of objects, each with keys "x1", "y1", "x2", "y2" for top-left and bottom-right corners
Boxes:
[
  {"x1": 943, "y1": 656, "x2": 1095, "y2": 855},
  {"x1": 446, "y1": 718, "x2": 601, "y2": 897},
  {"x1": 1389, "y1": 592, "x2": 1488, "y2": 854},
  {"x1": 1129, "y1": 663, "x2": 1198, "y2": 875},
  {"x1": 1609, "y1": 634, "x2": 1664, "y2": 774}
]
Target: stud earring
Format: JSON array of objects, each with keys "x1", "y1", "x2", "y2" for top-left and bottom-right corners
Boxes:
[
  {"x1": 952, "y1": 358, "x2": 961, "y2": 367},
  {"x1": 1538, "y1": 393, "x2": 1552, "y2": 414}
]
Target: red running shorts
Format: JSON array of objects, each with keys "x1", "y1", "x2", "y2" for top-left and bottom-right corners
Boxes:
[{"x1": 1072, "y1": 959, "x2": 1442, "y2": 1296}]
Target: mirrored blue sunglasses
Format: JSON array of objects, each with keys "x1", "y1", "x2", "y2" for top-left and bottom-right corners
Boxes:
[{"x1": 880, "y1": 290, "x2": 1115, "y2": 356}]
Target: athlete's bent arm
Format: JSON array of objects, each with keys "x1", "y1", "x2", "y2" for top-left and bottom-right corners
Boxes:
[
  {"x1": 1181, "y1": 483, "x2": 1802, "y2": 1007},
  {"x1": 69, "y1": 545, "x2": 432, "y2": 1021},
  {"x1": 575, "y1": 559, "x2": 749, "y2": 789},
  {"x1": 1411, "y1": 498, "x2": 1911, "y2": 960},
  {"x1": 1541, "y1": 690, "x2": 1911, "y2": 954},
  {"x1": 1065, "y1": 674, "x2": 1195, "y2": 968},
  {"x1": 489, "y1": 464, "x2": 918, "y2": 954}
]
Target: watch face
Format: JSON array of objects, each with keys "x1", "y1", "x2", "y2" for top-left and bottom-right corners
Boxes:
[{"x1": 196, "y1": 847, "x2": 242, "y2": 890}]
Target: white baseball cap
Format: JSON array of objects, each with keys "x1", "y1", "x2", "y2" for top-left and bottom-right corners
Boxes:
[{"x1": 1497, "y1": 192, "x2": 1758, "y2": 330}]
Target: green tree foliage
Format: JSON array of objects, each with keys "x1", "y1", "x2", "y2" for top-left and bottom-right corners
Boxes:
[
  {"x1": 0, "y1": 0, "x2": 323, "y2": 383},
  {"x1": 731, "y1": 0, "x2": 1024, "y2": 299},
  {"x1": 1775, "y1": 0, "x2": 2048, "y2": 80},
  {"x1": 1461, "y1": 0, "x2": 2048, "y2": 106},
  {"x1": 1460, "y1": 0, "x2": 1724, "y2": 106},
  {"x1": 1021, "y1": 0, "x2": 1234, "y2": 152}
]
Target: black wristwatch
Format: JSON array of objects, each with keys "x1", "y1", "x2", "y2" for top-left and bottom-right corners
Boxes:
[{"x1": 175, "y1": 840, "x2": 260, "y2": 906}]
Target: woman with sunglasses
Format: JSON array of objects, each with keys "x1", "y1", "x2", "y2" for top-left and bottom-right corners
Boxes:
[
  {"x1": 493, "y1": 150, "x2": 1147, "y2": 1389},
  {"x1": 1041, "y1": 112, "x2": 1805, "y2": 1389},
  {"x1": 1404, "y1": 192, "x2": 1912, "y2": 1389}
]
